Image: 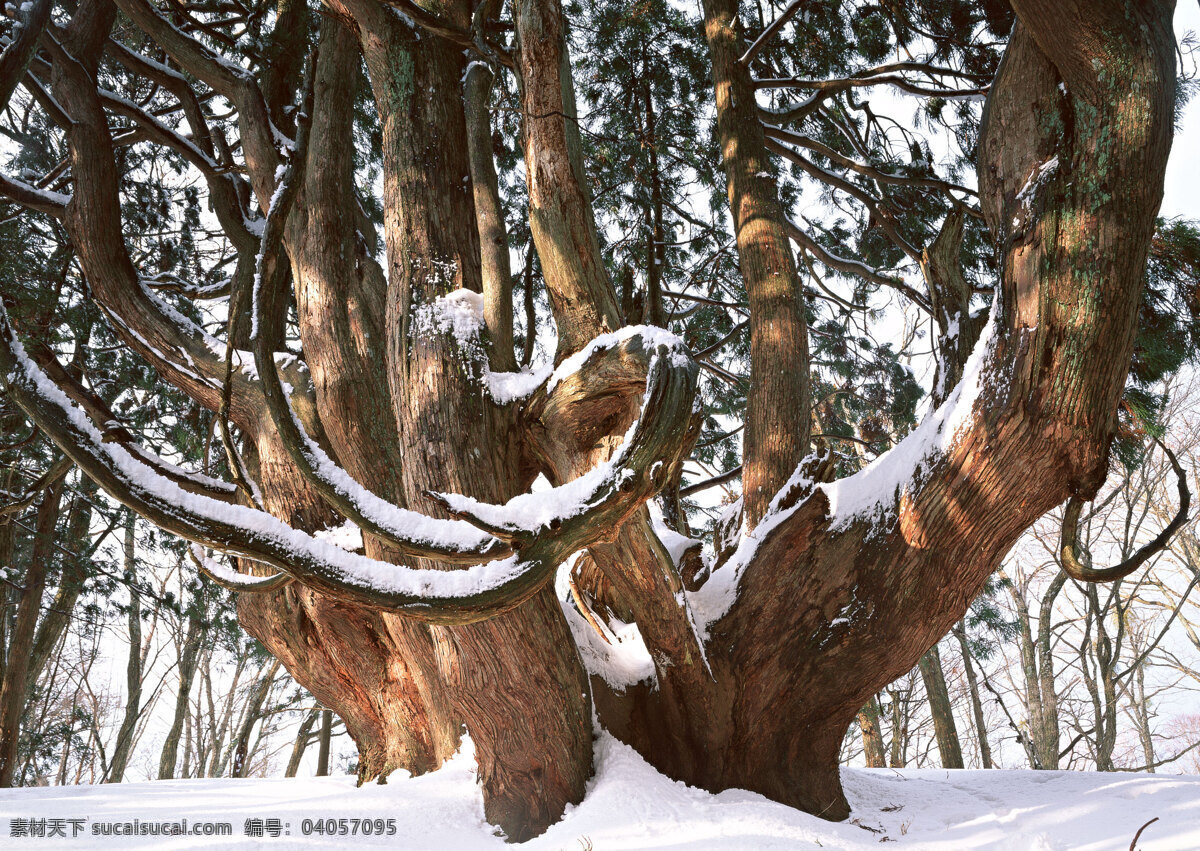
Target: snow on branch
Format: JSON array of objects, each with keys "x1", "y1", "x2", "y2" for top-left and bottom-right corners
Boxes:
[
  {"x1": 0, "y1": 171, "x2": 69, "y2": 217},
  {"x1": 244, "y1": 74, "x2": 510, "y2": 564},
  {"x1": 188, "y1": 544, "x2": 295, "y2": 593},
  {"x1": 689, "y1": 306, "x2": 1001, "y2": 636},
  {"x1": 1, "y1": 298, "x2": 698, "y2": 622},
  {"x1": 431, "y1": 329, "x2": 698, "y2": 538},
  {"x1": 20, "y1": 335, "x2": 240, "y2": 503}
]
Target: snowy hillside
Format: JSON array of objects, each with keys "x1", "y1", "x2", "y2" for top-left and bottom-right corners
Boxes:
[{"x1": 2, "y1": 732, "x2": 1196, "y2": 850}]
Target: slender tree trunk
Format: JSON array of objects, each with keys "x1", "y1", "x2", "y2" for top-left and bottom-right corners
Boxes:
[
  {"x1": 953, "y1": 622, "x2": 993, "y2": 769},
  {"x1": 888, "y1": 688, "x2": 909, "y2": 768},
  {"x1": 918, "y1": 645, "x2": 964, "y2": 769},
  {"x1": 286, "y1": 707, "x2": 321, "y2": 778},
  {"x1": 1006, "y1": 573, "x2": 1054, "y2": 768},
  {"x1": 640, "y1": 71, "x2": 666, "y2": 328},
  {"x1": 521, "y1": 250, "x2": 537, "y2": 366},
  {"x1": 857, "y1": 696, "x2": 887, "y2": 768},
  {"x1": 316, "y1": 709, "x2": 332, "y2": 777},
  {"x1": 231, "y1": 659, "x2": 280, "y2": 778},
  {"x1": 1088, "y1": 585, "x2": 1120, "y2": 770},
  {"x1": 700, "y1": 0, "x2": 811, "y2": 527},
  {"x1": 0, "y1": 479, "x2": 63, "y2": 786},
  {"x1": 1133, "y1": 660, "x2": 1155, "y2": 772},
  {"x1": 1034, "y1": 571, "x2": 1067, "y2": 769},
  {"x1": 106, "y1": 517, "x2": 142, "y2": 782},
  {"x1": 0, "y1": 515, "x2": 13, "y2": 689},
  {"x1": 158, "y1": 611, "x2": 203, "y2": 779},
  {"x1": 464, "y1": 60, "x2": 517, "y2": 371},
  {"x1": 25, "y1": 477, "x2": 96, "y2": 695},
  {"x1": 209, "y1": 651, "x2": 248, "y2": 778}
]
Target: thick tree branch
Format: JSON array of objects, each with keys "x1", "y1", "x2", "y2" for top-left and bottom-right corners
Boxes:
[{"x1": 0, "y1": 298, "x2": 696, "y2": 621}]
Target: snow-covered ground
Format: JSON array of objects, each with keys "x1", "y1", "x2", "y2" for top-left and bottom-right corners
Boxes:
[{"x1": 2, "y1": 732, "x2": 1196, "y2": 850}]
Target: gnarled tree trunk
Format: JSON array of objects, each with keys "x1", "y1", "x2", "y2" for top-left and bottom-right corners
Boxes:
[{"x1": 0, "y1": 0, "x2": 1177, "y2": 838}]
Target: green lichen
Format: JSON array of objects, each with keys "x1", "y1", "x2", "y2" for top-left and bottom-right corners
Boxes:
[{"x1": 384, "y1": 47, "x2": 415, "y2": 114}]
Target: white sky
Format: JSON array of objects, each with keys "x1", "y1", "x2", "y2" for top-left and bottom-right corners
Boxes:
[{"x1": 1164, "y1": 3, "x2": 1200, "y2": 219}]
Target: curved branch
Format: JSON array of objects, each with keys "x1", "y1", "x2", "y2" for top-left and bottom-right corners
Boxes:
[
  {"x1": 1, "y1": 297, "x2": 696, "y2": 622},
  {"x1": 377, "y1": 0, "x2": 514, "y2": 68},
  {"x1": 766, "y1": 137, "x2": 922, "y2": 261},
  {"x1": 763, "y1": 124, "x2": 978, "y2": 200},
  {"x1": 1060, "y1": 439, "x2": 1191, "y2": 583},
  {"x1": 245, "y1": 54, "x2": 507, "y2": 565},
  {"x1": 756, "y1": 74, "x2": 987, "y2": 100},
  {"x1": 188, "y1": 544, "x2": 295, "y2": 593},
  {"x1": 21, "y1": 337, "x2": 239, "y2": 502},
  {"x1": 432, "y1": 333, "x2": 698, "y2": 539},
  {"x1": 784, "y1": 218, "x2": 931, "y2": 311},
  {"x1": 111, "y1": 0, "x2": 282, "y2": 203}
]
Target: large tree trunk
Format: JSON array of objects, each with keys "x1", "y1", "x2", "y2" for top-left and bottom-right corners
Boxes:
[
  {"x1": 603, "y1": 0, "x2": 1177, "y2": 819},
  {"x1": 242, "y1": 11, "x2": 592, "y2": 838}
]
